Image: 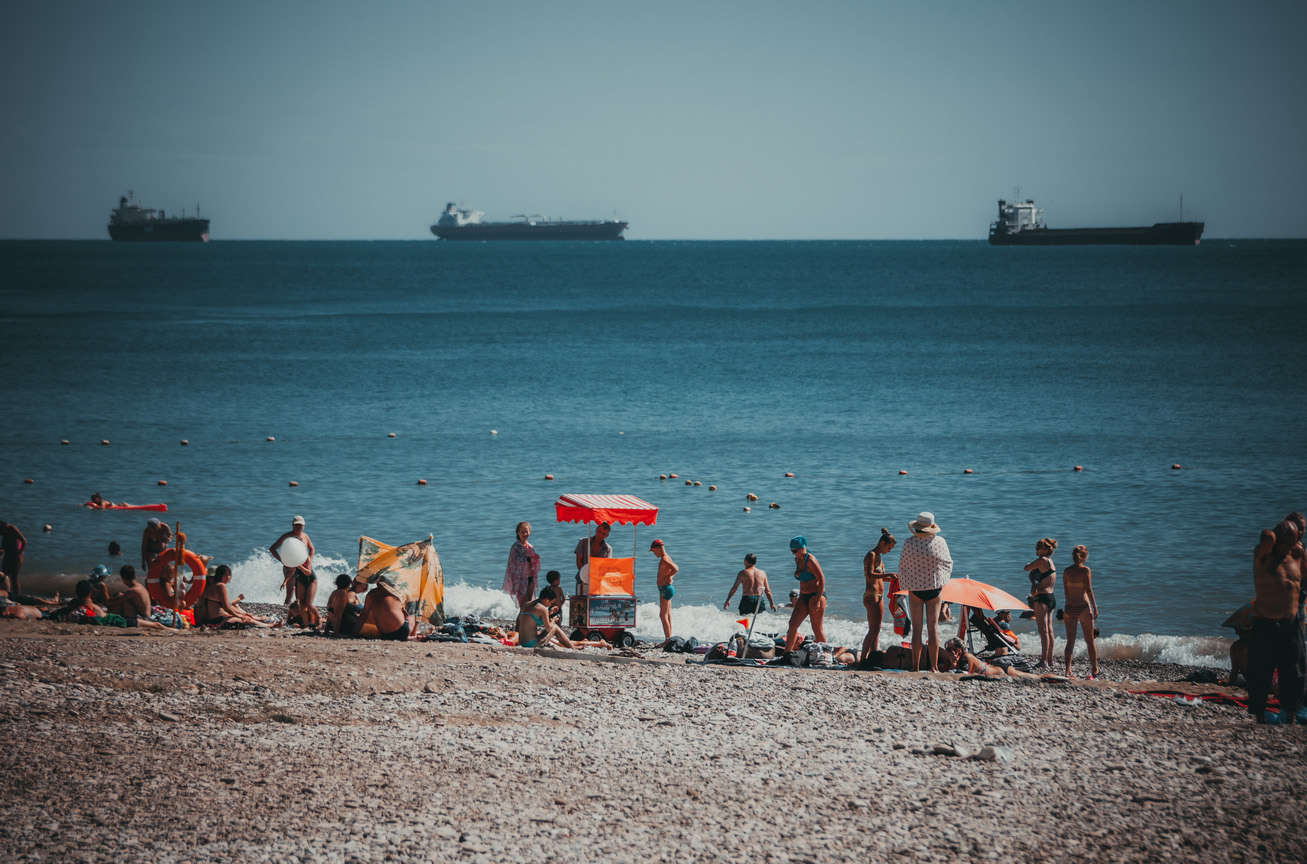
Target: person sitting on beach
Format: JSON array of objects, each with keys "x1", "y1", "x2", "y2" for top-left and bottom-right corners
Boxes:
[
  {"x1": 141, "y1": 518, "x2": 172, "y2": 570},
  {"x1": 1247, "y1": 520, "x2": 1305, "y2": 725},
  {"x1": 516, "y1": 587, "x2": 577, "y2": 650},
  {"x1": 784, "y1": 536, "x2": 828, "y2": 652},
  {"x1": 943, "y1": 638, "x2": 1047, "y2": 680},
  {"x1": 87, "y1": 564, "x2": 114, "y2": 606},
  {"x1": 1024, "y1": 537, "x2": 1058, "y2": 668},
  {"x1": 49, "y1": 580, "x2": 101, "y2": 621},
  {"x1": 1061, "y1": 545, "x2": 1099, "y2": 679},
  {"x1": 195, "y1": 565, "x2": 269, "y2": 628},
  {"x1": 860, "y1": 528, "x2": 897, "y2": 662},
  {"x1": 105, "y1": 565, "x2": 151, "y2": 622},
  {"x1": 353, "y1": 573, "x2": 415, "y2": 641},
  {"x1": 724, "y1": 553, "x2": 775, "y2": 615},
  {"x1": 325, "y1": 574, "x2": 365, "y2": 635},
  {"x1": 543, "y1": 570, "x2": 565, "y2": 624}
]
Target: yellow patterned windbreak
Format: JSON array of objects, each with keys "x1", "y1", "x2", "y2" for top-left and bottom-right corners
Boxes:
[{"x1": 357, "y1": 535, "x2": 445, "y2": 625}]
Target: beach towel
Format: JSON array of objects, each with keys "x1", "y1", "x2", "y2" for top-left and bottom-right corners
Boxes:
[{"x1": 357, "y1": 535, "x2": 444, "y2": 625}]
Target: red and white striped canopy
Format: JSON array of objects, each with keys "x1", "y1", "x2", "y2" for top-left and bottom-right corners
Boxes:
[{"x1": 553, "y1": 494, "x2": 659, "y2": 526}]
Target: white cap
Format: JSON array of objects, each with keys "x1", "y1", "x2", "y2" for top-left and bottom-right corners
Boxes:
[{"x1": 292, "y1": 515, "x2": 305, "y2": 526}]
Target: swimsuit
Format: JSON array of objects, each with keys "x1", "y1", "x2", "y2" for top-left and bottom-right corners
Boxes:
[
  {"x1": 296, "y1": 569, "x2": 317, "y2": 587},
  {"x1": 659, "y1": 584, "x2": 675, "y2": 601},
  {"x1": 795, "y1": 553, "x2": 815, "y2": 582},
  {"x1": 1032, "y1": 592, "x2": 1056, "y2": 609},
  {"x1": 912, "y1": 588, "x2": 942, "y2": 602},
  {"x1": 1063, "y1": 601, "x2": 1090, "y2": 617},
  {"x1": 378, "y1": 621, "x2": 411, "y2": 641},
  {"x1": 1029, "y1": 569, "x2": 1055, "y2": 608},
  {"x1": 738, "y1": 595, "x2": 766, "y2": 614}
]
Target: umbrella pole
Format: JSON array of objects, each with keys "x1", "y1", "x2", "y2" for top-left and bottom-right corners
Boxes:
[{"x1": 741, "y1": 604, "x2": 763, "y2": 658}]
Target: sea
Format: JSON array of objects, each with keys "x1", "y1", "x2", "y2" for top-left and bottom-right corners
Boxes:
[{"x1": 3, "y1": 238, "x2": 1305, "y2": 667}]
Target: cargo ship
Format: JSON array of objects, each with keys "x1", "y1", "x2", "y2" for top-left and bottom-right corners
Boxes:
[
  {"x1": 988, "y1": 198, "x2": 1203, "y2": 246},
  {"x1": 107, "y1": 192, "x2": 210, "y2": 242},
  {"x1": 430, "y1": 202, "x2": 627, "y2": 241}
]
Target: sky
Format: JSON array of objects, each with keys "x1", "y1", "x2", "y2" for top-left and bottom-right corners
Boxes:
[{"x1": 1, "y1": 1, "x2": 1303, "y2": 240}]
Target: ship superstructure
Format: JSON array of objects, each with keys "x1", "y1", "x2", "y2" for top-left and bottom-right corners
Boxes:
[
  {"x1": 430, "y1": 202, "x2": 626, "y2": 241},
  {"x1": 107, "y1": 192, "x2": 210, "y2": 242}
]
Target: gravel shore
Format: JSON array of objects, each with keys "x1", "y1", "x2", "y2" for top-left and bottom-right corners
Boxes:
[{"x1": 2, "y1": 622, "x2": 1303, "y2": 863}]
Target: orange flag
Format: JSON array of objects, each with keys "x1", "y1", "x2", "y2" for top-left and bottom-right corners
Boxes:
[{"x1": 737, "y1": 618, "x2": 749, "y2": 628}]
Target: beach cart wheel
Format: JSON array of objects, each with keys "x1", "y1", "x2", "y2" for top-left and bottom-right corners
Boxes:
[
  {"x1": 617, "y1": 632, "x2": 636, "y2": 648},
  {"x1": 586, "y1": 631, "x2": 606, "y2": 643}
]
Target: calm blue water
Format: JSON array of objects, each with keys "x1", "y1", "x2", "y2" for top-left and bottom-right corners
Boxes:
[{"x1": 3, "y1": 239, "x2": 1305, "y2": 663}]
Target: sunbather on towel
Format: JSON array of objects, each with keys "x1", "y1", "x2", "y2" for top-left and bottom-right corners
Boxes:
[{"x1": 943, "y1": 638, "x2": 1049, "y2": 680}]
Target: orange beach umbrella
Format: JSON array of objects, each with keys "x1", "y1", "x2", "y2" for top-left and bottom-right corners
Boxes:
[{"x1": 896, "y1": 577, "x2": 1031, "y2": 612}]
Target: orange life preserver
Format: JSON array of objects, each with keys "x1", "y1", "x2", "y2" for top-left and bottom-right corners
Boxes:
[{"x1": 147, "y1": 548, "x2": 207, "y2": 606}]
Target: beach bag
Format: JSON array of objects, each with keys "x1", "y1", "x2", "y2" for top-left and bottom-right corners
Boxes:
[
  {"x1": 744, "y1": 636, "x2": 775, "y2": 659},
  {"x1": 705, "y1": 642, "x2": 731, "y2": 662}
]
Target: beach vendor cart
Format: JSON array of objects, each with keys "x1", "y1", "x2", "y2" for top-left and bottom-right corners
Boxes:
[{"x1": 554, "y1": 493, "x2": 658, "y2": 648}]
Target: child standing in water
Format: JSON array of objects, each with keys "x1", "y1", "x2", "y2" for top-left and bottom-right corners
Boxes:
[
  {"x1": 1062, "y1": 545, "x2": 1099, "y2": 679},
  {"x1": 1024, "y1": 537, "x2": 1058, "y2": 667}
]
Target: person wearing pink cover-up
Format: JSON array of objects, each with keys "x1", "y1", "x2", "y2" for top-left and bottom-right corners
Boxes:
[{"x1": 502, "y1": 522, "x2": 540, "y2": 608}]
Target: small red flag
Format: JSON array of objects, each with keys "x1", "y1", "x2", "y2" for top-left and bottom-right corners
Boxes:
[{"x1": 737, "y1": 618, "x2": 749, "y2": 628}]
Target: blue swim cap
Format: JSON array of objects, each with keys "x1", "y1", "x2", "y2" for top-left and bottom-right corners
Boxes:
[
  {"x1": 789, "y1": 536, "x2": 807, "y2": 551},
  {"x1": 90, "y1": 564, "x2": 111, "y2": 578}
]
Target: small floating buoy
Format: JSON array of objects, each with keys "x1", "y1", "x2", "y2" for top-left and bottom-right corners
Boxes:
[
  {"x1": 768, "y1": 502, "x2": 780, "y2": 509},
  {"x1": 1171, "y1": 464, "x2": 1181, "y2": 470},
  {"x1": 23, "y1": 478, "x2": 34, "y2": 484},
  {"x1": 266, "y1": 437, "x2": 275, "y2": 442},
  {"x1": 898, "y1": 470, "x2": 908, "y2": 475},
  {"x1": 746, "y1": 493, "x2": 758, "y2": 501},
  {"x1": 100, "y1": 440, "x2": 110, "y2": 446},
  {"x1": 60, "y1": 440, "x2": 69, "y2": 445},
  {"x1": 545, "y1": 474, "x2": 554, "y2": 481},
  {"x1": 669, "y1": 473, "x2": 678, "y2": 479},
  {"x1": 42, "y1": 524, "x2": 52, "y2": 532},
  {"x1": 417, "y1": 479, "x2": 427, "y2": 485},
  {"x1": 288, "y1": 481, "x2": 298, "y2": 487},
  {"x1": 1073, "y1": 465, "x2": 1083, "y2": 472},
  {"x1": 785, "y1": 472, "x2": 794, "y2": 478},
  {"x1": 157, "y1": 480, "x2": 167, "y2": 486},
  {"x1": 708, "y1": 485, "x2": 716, "y2": 491},
  {"x1": 180, "y1": 440, "x2": 189, "y2": 446},
  {"x1": 685, "y1": 480, "x2": 692, "y2": 486},
  {"x1": 743, "y1": 506, "x2": 751, "y2": 512},
  {"x1": 388, "y1": 433, "x2": 396, "y2": 438},
  {"x1": 963, "y1": 469, "x2": 973, "y2": 474},
  {"x1": 659, "y1": 474, "x2": 667, "y2": 480},
  {"x1": 693, "y1": 481, "x2": 701, "y2": 486},
  {"x1": 490, "y1": 430, "x2": 498, "y2": 435}
]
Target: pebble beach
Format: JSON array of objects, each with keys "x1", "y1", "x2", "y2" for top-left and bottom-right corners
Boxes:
[{"x1": 3, "y1": 622, "x2": 1303, "y2": 864}]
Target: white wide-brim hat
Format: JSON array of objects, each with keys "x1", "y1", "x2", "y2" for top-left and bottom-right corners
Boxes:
[{"x1": 908, "y1": 511, "x2": 940, "y2": 535}]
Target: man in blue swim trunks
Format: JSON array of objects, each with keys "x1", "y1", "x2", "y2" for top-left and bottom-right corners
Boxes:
[{"x1": 650, "y1": 539, "x2": 678, "y2": 648}]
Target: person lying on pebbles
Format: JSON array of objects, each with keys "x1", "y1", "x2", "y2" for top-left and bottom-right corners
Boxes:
[{"x1": 943, "y1": 638, "x2": 1067, "y2": 681}]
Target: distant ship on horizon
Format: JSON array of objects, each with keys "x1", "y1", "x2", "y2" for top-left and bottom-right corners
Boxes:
[
  {"x1": 988, "y1": 197, "x2": 1203, "y2": 246},
  {"x1": 430, "y1": 202, "x2": 627, "y2": 241},
  {"x1": 107, "y1": 191, "x2": 210, "y2": 242}
]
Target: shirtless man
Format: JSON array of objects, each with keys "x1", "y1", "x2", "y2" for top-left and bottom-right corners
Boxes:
[
  {"x1": 516, "y1": 587, "x2": 577, "y2": 649},
  {"x1": 723, "y1": 553, "x2": 775, "y2": 615},
  {"x1": 1248, "y1": 520, "x2": 1306, "y2": 724},
  {"x1": 269, "y1": 516, "x2": 320, "y2": 629},
  {"x1": 105, "y1": 566, "x2": 151, "y2": 622},
  {"x1": 650, "y1": 539, "x2": 678, "y2": 647},
  {"x1": 140, "y1": 518, "x2": 172, "y2": 570},
  {"x1": 354, "y1": 573, "x2": 414, "y2": 641}
]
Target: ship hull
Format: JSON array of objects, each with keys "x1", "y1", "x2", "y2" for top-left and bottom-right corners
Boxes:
[
  {"x1": 108, "y1": 219, "x2": 211, "y2": 242},
  {"x1": 430, "y1": 221, "x2": 627, "y2": 241},
  {"x1": 989, "y1": 221, "x2": 1203, "y2": 246}
]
